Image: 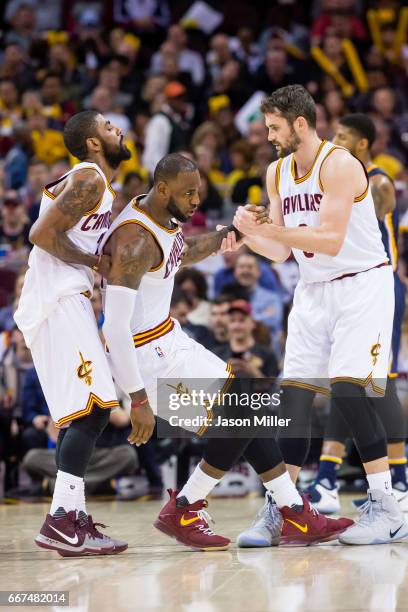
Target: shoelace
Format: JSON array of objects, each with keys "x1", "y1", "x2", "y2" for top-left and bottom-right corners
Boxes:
[
  {"x1": 88, "y1": 517, "x2": 109, "y2": 540},
  {"x1": 356, "y1": 498, "x2": 378, "y2": 525},
  {"x1": 251, "y1": 494, "x2": 281, "y2": 532},
  {"x1": 195, "y1": 508, "x2": 216, "y2": 536}
]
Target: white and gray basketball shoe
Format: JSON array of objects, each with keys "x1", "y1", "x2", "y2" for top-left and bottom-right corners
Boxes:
[
  {"x1": 237, "y1": 491, "x2": 282, "y2": 547},
  {"x1": 339, "y1": 489, "x2": 408, "y2": 545}
]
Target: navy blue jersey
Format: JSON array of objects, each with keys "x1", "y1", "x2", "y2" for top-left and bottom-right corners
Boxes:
[{"x1": 368, "y1": 164, "x2": 398, "y2": 271}]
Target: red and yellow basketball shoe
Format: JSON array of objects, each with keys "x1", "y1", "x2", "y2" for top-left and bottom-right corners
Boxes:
[
  {"x1": 280, "y1": 494, "x2": 353, "y2": 546},
  {"x1": 154, "y1": 489, "x2": 230, "y2": 551}
]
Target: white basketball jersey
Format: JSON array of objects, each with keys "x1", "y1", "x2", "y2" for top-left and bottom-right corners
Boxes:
[
  {"x1": 276, "y1": 140, "x2": 388, "y2": 283},
  {"x1": 100, "y1": 195, "x2": 184, "y2": 346},
  {"x1": 14, "y1": 162, "x2": 115, "y2": 347}
]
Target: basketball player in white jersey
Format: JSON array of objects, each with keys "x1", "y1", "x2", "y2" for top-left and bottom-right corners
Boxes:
[
  {"x1": 228, "y1": 85, "x2": 408, "y2": 545},
  {"x1": 101, "y1": 153, "x2": 352, "y2": 551},
  {"x1": 14, "y1": 110, "x2": 131, "y2": 556}
]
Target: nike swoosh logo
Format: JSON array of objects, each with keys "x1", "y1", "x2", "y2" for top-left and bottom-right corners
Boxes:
[
  {"x1": 49, "y1": 525, "x2": 79, "y2": 545},
  {"x1": 286, "y1": 519, "x2": 308, "y2": 533},
  {"x1": 390, "y1": 524, "x2": 405, "y2": 539},
  {"x1": 180, "y1": 514, "x2": 200, "y2": 527}
]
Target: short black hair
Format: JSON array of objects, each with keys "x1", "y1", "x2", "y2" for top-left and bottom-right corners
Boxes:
[
  {"x1": 261, "y1": 84, "x2": 316, "y2": 129},
  {"x1": 153, "y1": 153, "x2": 198, "y2": 184},
  {"x1": 175, "y1": 267, "x2": 208, "y2": 300},
  {"x1": 338, "y1": 113, "x2": 376, "y2": 148},
  {"x1": 63, "y1": 110, "x2": 100, "y2": 160}
]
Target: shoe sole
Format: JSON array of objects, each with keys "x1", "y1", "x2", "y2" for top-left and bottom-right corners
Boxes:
[
  {"x1": 237, "y1": 534, "x2": 280, "y2": 548},
  {"x1": 35, "y1": 534, "x2": 115, "y2": 557},
  {"x1": 280, "y1": 527, "x2": 347, "y2": 547},
  {"x1": 339, "y1": 532, "x2": 408, "y2": 545},
  {"x1": 153, "y1": 518, "x2": 230, "y2": 551}
]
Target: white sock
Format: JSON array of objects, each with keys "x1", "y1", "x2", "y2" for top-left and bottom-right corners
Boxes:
[
  {"x1": 177, "y1": 465, "x2": 220, "y2": 504},
  {"x1": 264, "y1": 471, "x2": 303, "y2": 508},
  {"x1": 367, "y1": 470, "x2": 393, "y2": 495},
  {"x1": 76, "y1": 479, "x2": 87, "y2": 514},
  {"x1": 50, "y1": 470, "x2": 84, "y2": 515}
]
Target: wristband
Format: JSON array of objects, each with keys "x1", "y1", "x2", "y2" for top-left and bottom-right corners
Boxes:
[
  {"x1": 131, "y1": 398, "x2": 149, "y2": 410},
  {"x1": 225, "y1": 224, "x2": 243, "y2": 240},
  {"x1": 92, "y1": 253, "x2": 102, "y2": 272}
]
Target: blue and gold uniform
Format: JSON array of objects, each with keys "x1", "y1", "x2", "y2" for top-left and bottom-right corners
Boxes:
[{"x1": 368, "y1": 164, "x2": 405, "y2": 377}]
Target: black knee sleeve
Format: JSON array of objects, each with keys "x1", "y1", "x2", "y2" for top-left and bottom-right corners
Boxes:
[
  {"x1": 331, "y1": 382, "x2": 387, "y2": 463},
  {"x1": 203, "y1": 437, "x2": 252, "y2": 472},
  {"x1": 57, "y1": 407, "x2": 111, "y2": 477},
  {"x1": 374, "y1": 378, "x2": 406, "y2": 443},
  {"x1": 243, "y1": 437, "x2": 283, "y2": 474},
  {"x1": 277, "y1": 385, "x2": 315, "y2": 467},
  {"x1": 324, "y1": 399, "x2": 350, "y2": 444}
]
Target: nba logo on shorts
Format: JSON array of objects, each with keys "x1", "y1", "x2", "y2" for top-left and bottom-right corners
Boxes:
[{"x1": 155, "y1": 346, "x2": 165, "y2": 358}]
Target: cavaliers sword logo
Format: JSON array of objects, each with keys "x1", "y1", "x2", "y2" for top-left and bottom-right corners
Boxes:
[
  {"x1": 166, "y1": 382, "x2": 191, "y2": 396},
  {"x1": 77, "y1": 351, "x2": 93, "y2": 386},
  {"x1": 370, "y1": 334, "x2": 381, "y2": 366}
]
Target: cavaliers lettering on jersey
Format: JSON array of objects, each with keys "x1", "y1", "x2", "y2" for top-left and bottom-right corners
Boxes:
[
  {"x1": 14, "y1": 162, "x2": 115, "y2": 347},
  {"x1": 276, "y1": 140, "x2": 388, "y2": 283},
  {"x1": 367, "y1": 164, "x2": 398, "y2": 272},
  {"x1": 99, "y1": 195, "x2": 184, "y2": 346}
]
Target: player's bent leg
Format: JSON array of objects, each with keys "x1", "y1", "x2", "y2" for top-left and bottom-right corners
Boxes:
[
  {"x1": 36, "y1": 408, "x2": 127, "y2": 556},
  {"x1": 329, "y1": 381, "x2": 408, "y2": 545}
]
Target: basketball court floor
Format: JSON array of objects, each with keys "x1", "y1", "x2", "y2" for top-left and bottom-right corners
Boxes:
[{"x1": 1, "y1": 496, "x2": 407, "y2": 612}]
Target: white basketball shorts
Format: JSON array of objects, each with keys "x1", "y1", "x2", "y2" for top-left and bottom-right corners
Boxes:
[
  {"x1": 30, "y1": 293, "x2": 118, "y2": 428},
  {"x1": 119, "y1": 319, "x2": 234, "y2": 436},
  {"x1": 283, "y1": 265, "x2": 394, "y2": 396}
]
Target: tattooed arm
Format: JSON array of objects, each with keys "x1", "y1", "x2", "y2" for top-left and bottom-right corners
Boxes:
[
  {"x1": 103, "y1": 223, "x2": 161, "y2": 446},
  {"x1": 105, "y1": 222, "x2": 161, "y2": 288},
  {"x1": 370, "y1": 173, "x2": 395, "y2": 221},
  {"x1": 28, "y1": 168, "x2": 105, "y2": 268},
  {"x1": 181, "y1": 225, "x2": 240, "y2": 265}
]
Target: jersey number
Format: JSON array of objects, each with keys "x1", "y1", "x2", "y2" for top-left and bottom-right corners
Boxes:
[{"x1": 299, "y1": 224, "x2": 315, "y2": 258}]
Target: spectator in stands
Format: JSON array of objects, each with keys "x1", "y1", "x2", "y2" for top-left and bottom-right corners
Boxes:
[
  {"x1": 40, "y1": 72, "x2": 76, "y2": 125},
  {"x1": 27, "y1": 111, "x2": 66, "y2": 165},
  {"x1": 0, "y1": 190, "x2": 30, "y2": 270},
  {"x1": 22, "y1": 406, "x2": 138, "y2": 496},
  {"x1": 214, "y1": 299, "x2": 279, "y2": 378},
  {"x1": 21, "y1": 159, "x2": 48, "y2": 223},
  {"x1": 0, "y1": 266, "x2": 26, "y2": 332},
  {"x1": 143, "y1": 81, "x2": 191, "y2": 176},
  {"x1": 21, "y1": 365, "x2": 49, "y2": 451},
  {"x1": 151, "y1": 24, "x2": 205, "y2": 87},
  {"x1": 0, "y1": 44, "x2": 35, "y2": 91},
  {"x1": 208, "y1": 295, "x2": 231, "y2": 351},
  {"x1": 170, "y1": 287, "x2": 214, "y2": 349},
  {"x1": 175, "y1": 268, "x2": 211, "y2": 327},
  {"x1": 3, "y1": 121, "x2": 32, "y2": 190},
  {"x1": 233, "y1": 253, "x2": 284, "y2": 343},
  {"x1": 4, "y1": 2, "x2": 38, "y2": 51}
]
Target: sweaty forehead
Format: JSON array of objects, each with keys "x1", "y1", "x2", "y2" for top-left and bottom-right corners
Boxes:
[{"x1": 171, "y1": 170, "x2": 200, "y2": 190}]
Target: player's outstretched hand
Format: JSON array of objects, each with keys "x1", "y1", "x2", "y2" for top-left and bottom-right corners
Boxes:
[
  {"x1": 216, "y1": 225, "x2": 242, "y2": 253},
  {"x1": 233, "y1": 206, "x2": 259, "y2": 236},
  {"x1": 95, "y1": 254, "x2": 112, "y2": 278},
  {"x1": 245, "y1": 204, "x2": 271, "y2": 225},
  {"x1": 128, "y1": 403, "x2": 156, "y2": 447}
]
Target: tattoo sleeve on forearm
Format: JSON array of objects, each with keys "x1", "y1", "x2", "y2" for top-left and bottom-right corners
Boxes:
[{"x1": 182, "y1": 227, "x2": 234, "y2": 265}]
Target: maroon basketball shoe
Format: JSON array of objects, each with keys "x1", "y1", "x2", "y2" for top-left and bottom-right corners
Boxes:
[
  {"x1": 35, "y1": 508, "x2": 114, "y2": 557},
  {"x1": 78, "y1": 512, "x2": 128, "y2": 554},
  {"x1": 154, "y1": 489, "x2": 230, "y2": 551},
  {"x1": 280, "y1": 494, "x2": 353, "y2": 546}
]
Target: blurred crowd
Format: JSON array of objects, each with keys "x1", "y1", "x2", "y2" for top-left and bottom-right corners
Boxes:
[{"x1": 1, "y1": 0, "x2": 408, "y2": 501}]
